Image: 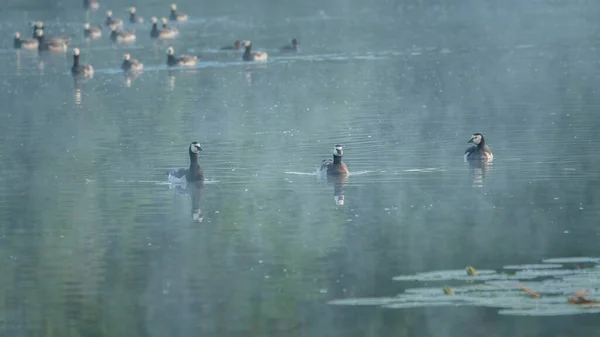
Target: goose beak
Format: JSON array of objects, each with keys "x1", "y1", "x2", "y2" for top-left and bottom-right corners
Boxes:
[
  {"x1": 467, "y1": 138, "x2": 474, "y2": 144},
  {"x1": 196, "y1": 145, "x2": 202, "y2": 151}
]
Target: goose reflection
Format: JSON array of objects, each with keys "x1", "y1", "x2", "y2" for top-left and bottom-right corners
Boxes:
[
  {"x1": 331, "y1": 175, "x2": 348, "y2": 205},
  {"x1": 467, "y1": 160, "x2": 492, "y2": 187},
  {"x1": 73, "y1": 79, "x2": 82, "y2": 105},
  {"x1": 168, "y1": 70, "x2": 176, "y2": 90},
  {"x1": 172, "y1": 181, "x2": 204, "y2": 222}
]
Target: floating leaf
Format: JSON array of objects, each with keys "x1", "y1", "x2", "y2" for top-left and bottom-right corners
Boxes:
[
  {"x1": 503, "y1": 264, "x2": 563, "y2": 270},
  {"x1": 542, "y1": 257, "x2": 600, "y2": 264},
  {"x1": 327, "y1": 297, "x2": 399, "y2": 306},
  {"x1": 466, "y1": 266, "x2": 477, "y2": 276},
  {"x1": 393, "y1": 269, "x2": 498, "y2": 282}
]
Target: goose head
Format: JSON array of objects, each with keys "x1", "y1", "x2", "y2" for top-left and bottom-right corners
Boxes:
[
  {"x1": 189, "y1": 142, "x2": 202, "y2": 153},
  {"x1": 333, "y1": 144, "x2": 343, "y2": 156},
  {"x1": 468, "y1": 133, "x2": 483, "y2": 145}
]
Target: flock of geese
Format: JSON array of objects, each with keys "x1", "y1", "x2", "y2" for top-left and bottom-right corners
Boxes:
[
  {"x1": 11, "y1": 1, "x2": 494, "y2": 207},
  {"x1": 12, "y1": 1, "x2": 299, "y2": 79},
  {"x1": 168, "y1": 132, "x2": 493, "y2": 187}
]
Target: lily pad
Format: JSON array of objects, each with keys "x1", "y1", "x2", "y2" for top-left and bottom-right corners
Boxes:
[
  {"x1": 392, "y1": 269, "x2": 499, "y2": 282},
  {"x1": 327, "y1": 297, "x2": 399, "y2": 306},
  {"x1": 503, "y1": 264, "x2": 563, "y2": 270},
  {"x1": 542, "y1": 257, "x2": 600, "y2": 264}
]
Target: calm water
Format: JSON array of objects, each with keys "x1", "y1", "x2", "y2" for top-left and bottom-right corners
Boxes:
[{"x1": 1, "y1": 0, "x2": 599, "y2": 336}]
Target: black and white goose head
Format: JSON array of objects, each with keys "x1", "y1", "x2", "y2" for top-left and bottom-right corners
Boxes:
[
  {"x1": 333, "y1": 144, "x2": 343, "y2": 157},
  {"x1": 189, "y1": 141, "x2": 202, "y2": 154},
  {"x1": 468, "y1": 133, "x2": 484, "y2": 146}
]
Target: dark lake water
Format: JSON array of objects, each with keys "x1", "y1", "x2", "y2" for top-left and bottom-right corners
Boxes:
[{"x1": 1, "y1": 0, "x2": 600, "y2": 336}]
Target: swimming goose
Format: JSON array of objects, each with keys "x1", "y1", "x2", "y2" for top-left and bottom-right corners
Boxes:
[
  {"x1": 169, "y1": 3, "x2": 188, "y2": 21},
  {"x1": 121, "y1": 53, "x2": 143, "y2": 72},
  {"x1": 14, "y1": 32, "x2": 39, "y2": 50},
  {"x1": 166, "y1": 47, "x2": 198, "y2": 67},
  {"x1": 318, "y1": 144, "x2": 349, "y2": 176},
  {"x1": 168, "y1": 142, "x2": 204, "y2": 183},
  {"x1": 161, "y1": 17, "x2": 179, "y2": 35},
  {"x1": 150, "y1": 17, "x2": 177, "y2": 39},
  {"x1": 220, "y1": 40, "x2": 242, "y2": 50},
  {"x1": 464, "y1": 133, "x2": 493, "y2": 161},
  {"x1": 83, "y1": 23, "x2": 102, "y2": 39},
  {"x1": 105, "y1": 10, "x2": 124, "y2": 28},
  {"x1": 109, "y1": 25, "x2": 136, "y2": 43},
  {"x1": 281, "y1": 38, "x2": 298, "y2": 52},
  {"x1": 36, "y1": 30, "x2": 68, "y2": 52},
  {"x1": 242, "y1": 40, "x2": 268, "y2": 62},
  {"x1": 83, "y1": 0, "x2": 99, "y2": 10},
  {"x1": 33, "y1": 21, "x2": 72, "y2": 44},
  {"x1": 31, "y1": 21, "x2": 43, "y2": 38},
  {"x1": 71, "y1": 48, "x2": 94, "y2": 78},
  {"x1": 129, "y1": 7, "x2": 144, "y2": 23}
]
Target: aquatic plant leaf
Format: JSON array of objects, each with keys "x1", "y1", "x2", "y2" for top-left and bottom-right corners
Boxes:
[{"x1": 542, "y1": 257, "x2": 600, "y2": 264}]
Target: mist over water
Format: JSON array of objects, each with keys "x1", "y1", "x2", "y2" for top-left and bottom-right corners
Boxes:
[{"x1": 0, "y1": 0, "x2": 599, "y2": 336}]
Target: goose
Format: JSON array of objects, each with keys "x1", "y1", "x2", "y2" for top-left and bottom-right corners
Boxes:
[
  {"x1": 220, "y1": 40, "x2": 242, "y2": 50},
  {"x1": 129, "y1": 7, "x2": 144, "y2": 23},
  {"x1": 33, "y1": 21, "x2": 72, "y2": 44},
  {"x1": 71, "y1": 48, "x2": 94, "y2": 78},
  {"x1": 36, "y1": 30, "x2": 68, "y2": 53},
  {"x1": 83, "y1": 0, "x2": 99, "y2": 10},
  {"x1": 318, "y1": 144, "x2": 349, "y2": 176},
  {"x1": 121, "y1": 53, "x2": 143, "y2": 72},
  {"x1": 109, "y1": 25, "x2": 136, "y2": 43},
  {"x1": 105, "y1": 10, "x2": 124, "y2": 28},
  {"x1": 161, "y1": 17, "x2": 179, "y2": 36},
  {"x1": 242, "y1": 40, "x2": 268, "y2": 62},
  {"x1": 83, "y1": 23, "x2": 102, "y2": 39},
  {"x1": 14, "y1": 32, "x2": 39, "y2": 50},
  {"x1": 169, "y1": 3, "x2": 188, "y2": 21},
  {"x1": 281, "y1": 38, "x2": 298, "y2": 52},
  {"x1": 464, "y1": 133, "x2": 493, "y2": 161},
  {"x1": 166, "y1": 47, "x2": 198, "y2": 67},
  {"x1": 150, "y1": 17, "x2": 177, "y2": 39},
  {"x1": 168, "y1": 142, "x2": 204, "y2": 183}
]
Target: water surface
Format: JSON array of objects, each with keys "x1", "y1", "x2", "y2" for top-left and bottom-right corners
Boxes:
[{"x1": 1, "y1": 0, "x2": 600, "y2": 336}]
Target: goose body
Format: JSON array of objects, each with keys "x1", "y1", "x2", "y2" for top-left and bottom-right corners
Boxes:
[
  {"x1": 281, "y1": 38, "x2": 298, "y2": 52},
  {"x1": 129, "y1": 7, "x2": 144, "y2": 23},
  {"x1": 318, "y1": 145, "x2": 349, "y2": 176},
  {"x1": 242, "y1": 40, "x2": 268, "y2": 62},
  {"x1": 83, "y1": 23, "x2": 102, "y2": 39},
  {"x1": 161, "y1": 17, "x2": 179, "y2": 36},
  {"x1": 464, "y1": 133, "x2": 493, "y2": 161},
  {"x1": 71, "y1": 48, "x2": 94, "y2": 78},
  {"x1": 121, "y1": 53, "x2": 143, "y2": 72},
  {"x1": 166, "y1": 47, "x2": 198, "y2": 67},
  {"x1": 14, "y1": 32, "x2": 39, "y2": 50},
  {"x1": 105, "y1": 10, "x2": 124, "y2": 28},
  {"x1": 221, "y1": 40, "x2": 242, "y2": 50},
  {"x1": 150, "y1": 17, "x2": 178, "y2": 39},
  {"x1": 36, "y1": 30, "x2": 68, "y2": 52},
  {"x1": 169, "y1": 3, "x2": 188, "y2": 21},
  {"x1": 110, "y1": 25, "x2": 136, "y2": 43},
  {"x1": 168, "y1": 142, "x2": 204, "y2": 183},
  {"x1": 83, "y1": 0, "x2": 99, "y2": 10},
  {"x1": 32, "y1": 22, "x2": 72, "y2": 44}
]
